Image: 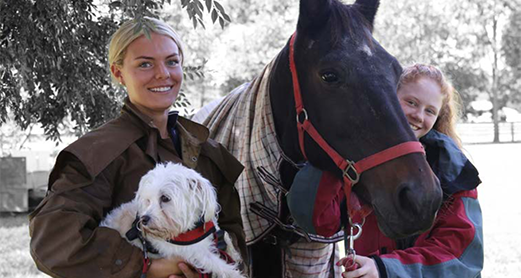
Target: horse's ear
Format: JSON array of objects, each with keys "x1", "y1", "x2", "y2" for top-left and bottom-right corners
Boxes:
[
  {"x1": 297, "y1": 0, "x2": 332, "y2": 34},
  {"x1": 354, "y1": 0, "x2": 380, "y2": 28}
]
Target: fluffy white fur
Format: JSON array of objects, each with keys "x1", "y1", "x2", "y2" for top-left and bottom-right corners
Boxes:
[{"x1": 101, "y1": 162, "x2": 244, "y2": 278}]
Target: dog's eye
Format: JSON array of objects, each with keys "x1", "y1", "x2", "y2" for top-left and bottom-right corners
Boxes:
[{"x1": 160, "y1": 195, "x2": 171, "y2": 203}]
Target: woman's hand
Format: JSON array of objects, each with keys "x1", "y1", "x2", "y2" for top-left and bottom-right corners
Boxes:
[
  {"x1": 147, "y1": 257, "x2": 184, "y2": 278},
  {"x1": 168, "y1": 262, "x2": 199, "y2": 278},
  {"x1": 338, "y1": 255, "x2": 379, "y2": 278}
]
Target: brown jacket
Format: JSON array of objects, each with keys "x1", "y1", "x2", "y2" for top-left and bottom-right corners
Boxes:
[{"x1": 29, "y1": 100, "x2": 246, "y2": 278}]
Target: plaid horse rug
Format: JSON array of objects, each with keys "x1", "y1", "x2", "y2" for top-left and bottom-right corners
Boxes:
[{"x1": 194, "y1": 60, "x2": 342, "y2": 277}]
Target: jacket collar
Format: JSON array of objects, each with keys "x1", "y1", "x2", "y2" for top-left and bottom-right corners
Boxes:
[
  {"x1": 59, "y1": 98, "x2": 213, "y2": 181},
  {"x1": 123, "y1": 97, "x2": 208, "y2": 142},
  {"x1": 123, "y1": 97, "x2": 210, "y2": 168},
  {"x1": 420, "y1": 130, "x2": 481, "y2": 195},
  {"x1": 122, "y1": 97, "x2": 159, "y2": 130}
]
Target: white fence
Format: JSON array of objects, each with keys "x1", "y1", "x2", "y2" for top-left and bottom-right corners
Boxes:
[{"x1": 458, "y1": 122, "x2": 521, "y2": 144}]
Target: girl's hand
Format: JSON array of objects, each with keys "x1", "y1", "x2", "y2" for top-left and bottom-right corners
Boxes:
[{"x1": 338, "y1": 255, "x2": 379, "y2": 278}]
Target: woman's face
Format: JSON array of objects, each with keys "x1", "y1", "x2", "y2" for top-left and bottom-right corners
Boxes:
[
  {"x1": 112, "y1": 33, "x2": 183, "y2": 117},
  {"x1": 397, "y1": 77, "x2": 443, "y2": 139}
]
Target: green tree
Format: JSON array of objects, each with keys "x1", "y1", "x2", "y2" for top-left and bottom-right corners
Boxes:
[
  {"x1": 208, "y1": 0, "x2": 297, "y2": 95},
  {"x1": 0, "y1": 0, "x2": 119, "y2": 142},
  {"x1": 502, "y1": 9, "x2": 521, "y2": 109},
  {"x1": 0, "y1": 0, "x2": 229, "y2": 142},
  {"x1": 375, "y1": 0, "x2": 485, "y2": 117},
  {"x1": 377, "y1": 0, "x2": 519, "y2": 142},
  {"x1": 159, "y1": 0, "x2": 298, "y2": 108},
  {"x1": 451, "y1": 0, "x2": 516, "y2": 142}
]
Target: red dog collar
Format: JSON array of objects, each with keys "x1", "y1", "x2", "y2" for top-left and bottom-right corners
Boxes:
[{"x1": 168, "y1": 220, "x2": 216, "y2": 245}]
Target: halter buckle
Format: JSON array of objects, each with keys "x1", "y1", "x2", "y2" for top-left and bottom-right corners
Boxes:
[
  {"x1": 296, "y1": 108, "x2": 308, "y2": 124},
  {"x1": 343, "y1": 160, "x2": 360, "y2": 184}
]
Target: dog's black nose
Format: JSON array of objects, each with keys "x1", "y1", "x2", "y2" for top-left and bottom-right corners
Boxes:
[{"x1": 140, "y1": 215, "x2": 151, "y2": 225}]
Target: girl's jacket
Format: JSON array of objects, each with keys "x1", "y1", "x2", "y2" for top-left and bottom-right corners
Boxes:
[{"x1": 288, "y1": 130, "x2": 483, "y2": 278}]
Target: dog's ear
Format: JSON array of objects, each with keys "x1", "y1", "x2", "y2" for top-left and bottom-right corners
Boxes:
[
  {"x1": 193, "y1": 178, "x2": 219, "y2": 222},
  {"x1": 137, "y1": 175, "x2": 149, "y2": 193}
]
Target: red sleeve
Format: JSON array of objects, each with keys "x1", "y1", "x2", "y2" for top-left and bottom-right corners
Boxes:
[{"x1": 381, "y1": 189, "x2": 482, "y2": 266}]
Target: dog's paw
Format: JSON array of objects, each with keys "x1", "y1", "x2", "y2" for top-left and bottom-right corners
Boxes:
[
  {"x1": 100, "y1": 201, "x2": 138, "y2": 238},
  {"x1": 223, "y1": 231, "x2": 243, "y2": 265}
]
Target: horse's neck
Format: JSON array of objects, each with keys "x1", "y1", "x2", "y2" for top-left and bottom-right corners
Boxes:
[{"x1": 269, "y1": 47, "x2": 304, "y2": 165}]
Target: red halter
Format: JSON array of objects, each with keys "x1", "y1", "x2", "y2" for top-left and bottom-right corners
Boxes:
[{"x1": 288, "y1": 32, "x2": 425, "y2": 221}]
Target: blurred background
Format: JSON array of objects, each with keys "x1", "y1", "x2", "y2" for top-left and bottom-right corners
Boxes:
[{"x1": 0, "y1": 0, "x2": 520, "y2": 277}]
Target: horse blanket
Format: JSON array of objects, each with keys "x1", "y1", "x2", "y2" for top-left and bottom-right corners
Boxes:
[{"x1": 194, "y1": 60, "x2": 342, "y2": 277}]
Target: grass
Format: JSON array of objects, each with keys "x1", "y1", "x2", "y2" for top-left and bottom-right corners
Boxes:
[
  {"x1": 0, "y1": 213, "x2": 48, "y2": 278},
  {"x1": 1, "y1": 143, "x2": 520, "y2": 277},
  {"x1": 465, "y1": 143, "x2": 521, "y2": 278}
]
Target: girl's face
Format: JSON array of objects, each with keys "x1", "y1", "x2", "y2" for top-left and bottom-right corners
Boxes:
[
  {"x1": 111, "y1": 33, "x2": 183, "y2": 117},
  {"x1": 397, "y1": 77, "x2": 443, "y2": 139}
]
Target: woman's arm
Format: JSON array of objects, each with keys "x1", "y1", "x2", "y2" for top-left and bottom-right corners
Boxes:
[{"x1": 29, "y1": 154, "x2": 145, "y2": 278}]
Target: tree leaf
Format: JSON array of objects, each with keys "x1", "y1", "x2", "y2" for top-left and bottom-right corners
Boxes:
[
  {"x1": 145, "y1": 0, "x2": 158, "y2": 9},
  {"x1": 219, "y1": 16, "x2": 224, "y2": 29},
  {"x1": 214, "y1": 1, "x2": 225, "y2": 14},
  {"x1": 196, "y1": 0, "x2": 204, "y2": 12},
  {"x1": 187, "y1": 5, "x2": 195, "y2": 18},
  {"x1": 195, "y1": 3, "x2": 203, "y2": 19},
  {"x1": 205, "y1": 0, "x2": 213, "y2": 12},
  {"x1": 211, "y1": 9, "x2": 218, "y2": 22},
  {"x1": 109, "y1": 1, "x2": 123, "y2": 9},
  {"x1": 222, "y1": 12, "x2": 231, "y2": 22},
  {"x1": 197, "y1": 18, "x2": 206, "y2": 29}
]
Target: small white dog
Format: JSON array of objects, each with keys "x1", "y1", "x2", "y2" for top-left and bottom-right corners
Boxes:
[{"x1": 101, "y1": 162, "x2": 244, "y2": 278}]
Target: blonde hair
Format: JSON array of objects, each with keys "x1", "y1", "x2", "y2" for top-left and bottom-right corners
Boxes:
[
  {"x1": 108, "y1": 17, "x2": 185, "y2": 84},
  {"x1": 398, "y1": 64, "x2": 462, "y2": 147}
]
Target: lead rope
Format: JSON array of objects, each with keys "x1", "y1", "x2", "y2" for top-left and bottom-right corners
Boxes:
[{"x1": 136, "y1": 219, "x2": 152, "y2": 278}]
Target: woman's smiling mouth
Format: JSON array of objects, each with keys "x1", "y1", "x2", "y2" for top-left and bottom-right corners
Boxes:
[{"x1": 149, "y1": 86, "x2": 173, "y2": 93}]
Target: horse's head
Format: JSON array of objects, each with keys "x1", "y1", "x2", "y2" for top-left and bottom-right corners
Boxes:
[{"x1": 270, "y1": 0, "x2": 442, "y2": 239}]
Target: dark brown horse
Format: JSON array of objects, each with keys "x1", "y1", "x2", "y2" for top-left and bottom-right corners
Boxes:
[
  {"x1": 271, "y1": 0, "x2": 441, "y2": 237},
  {"x1": 196, "y1": 0, "x2": 442, "y2": 276}
]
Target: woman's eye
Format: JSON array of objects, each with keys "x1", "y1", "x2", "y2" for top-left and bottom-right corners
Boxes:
[
  {"x1": 167, "y1": 59, "x2": 179, "y2": 66},
  {"x1": 160, "y1": 195, "x2": 171, "y2": 203},
  {"x1": 321, "y1": 72, "x2": 339, "y2": 83},
  {"x1": 139, "y1": 62, "x2": 152, "y2": 68}
]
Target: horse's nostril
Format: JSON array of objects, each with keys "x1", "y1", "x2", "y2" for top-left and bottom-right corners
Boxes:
[
  {"x1": 398, "y1": 185, "x2": 415, "y2": 213},
  {"x1": 397, "y1": 183, "x2": 426, "y2": 217},
  {"x1": 141, "y1": 215, "x2": 151, "y2": 225}
]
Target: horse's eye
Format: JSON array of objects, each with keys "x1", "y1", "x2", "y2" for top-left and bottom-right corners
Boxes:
[
  {"x1": 321, "y1": 72, "x2": 339, "y2": 83},
  {"x1": 160, "y1": 195, "x2": 171, "y2": 203}
]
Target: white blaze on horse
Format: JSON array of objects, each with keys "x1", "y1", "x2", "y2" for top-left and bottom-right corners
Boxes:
[{"x1": 194, "y1": 0, "x2": 442, "y2": 276}]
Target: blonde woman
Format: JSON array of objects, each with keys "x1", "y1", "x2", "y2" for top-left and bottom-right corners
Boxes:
[{"x1": 29, "y1": 17, "x2": 246, "y2": 278}]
